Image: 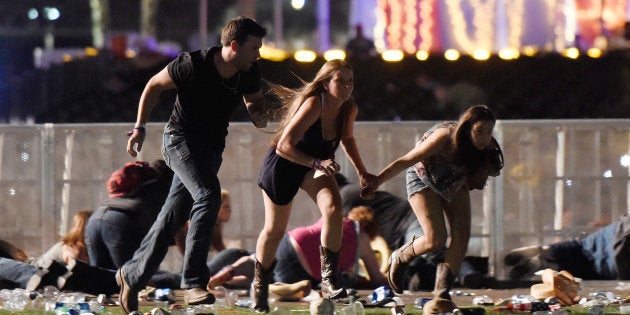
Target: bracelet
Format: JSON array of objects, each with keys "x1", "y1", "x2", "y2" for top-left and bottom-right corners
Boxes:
[
  {"x1": 126, "y1": 127, "x2": 146, "y2": 137},
  {"x1": 313, "y1": 159, "x2": 322, "y2": 169},
  {"x1": 134, "y1": 122, "x2": 146, "y2": 129}
]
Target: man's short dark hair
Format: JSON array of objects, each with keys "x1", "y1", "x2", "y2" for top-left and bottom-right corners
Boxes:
[{"x1": 221, "y1": 16, "x2": 267, "y2": 46}]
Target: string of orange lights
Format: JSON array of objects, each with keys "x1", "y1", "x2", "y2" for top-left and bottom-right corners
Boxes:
[{"x1": 373, "y1": 0, "x2": 628, "y2": 57}]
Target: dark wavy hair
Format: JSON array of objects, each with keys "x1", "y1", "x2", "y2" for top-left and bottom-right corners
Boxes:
[{"x1": 452, "y1": 105, "x2": 496, "y2": 171}]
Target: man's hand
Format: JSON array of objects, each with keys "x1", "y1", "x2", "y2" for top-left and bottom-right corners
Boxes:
[
  {"x1": 247, "y1": 101, "x2": 268, "y2": 128},
  {"x1": 127, "y1": 130, "x2": 146, "y2": 157},
  {"x1": 250, "y1": 108, "x2": 268, "y2": 128}
]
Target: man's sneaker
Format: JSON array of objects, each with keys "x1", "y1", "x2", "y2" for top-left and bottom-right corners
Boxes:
[
  {"x1": 184, "y1": 288, "x2": 215, "y2": 305},
  {"x1": 115, "y1": 268, "x2": 138, "y2": 315}
]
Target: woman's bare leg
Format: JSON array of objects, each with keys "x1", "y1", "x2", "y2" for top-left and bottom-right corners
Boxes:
[
  {"x1": 301, "y1": 173, "x2": 343, "y2": 252},
  {"x1": 255, "y1": 191, "x2": 292, "y2": 269},
  {"x1": 407, "y1": 190, "x2": 449, "y2": 255},
  {"x1": 442, "y1": 189, "x2": 471, "y2": 273}
]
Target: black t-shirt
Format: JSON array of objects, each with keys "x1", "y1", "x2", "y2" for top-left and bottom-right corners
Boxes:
[
  {"x1": 340, "y1": 183, "x2": 415, "y2": 249},
  {"x1": 167, "y1": 46, "x2": 261, "y2": 148}
]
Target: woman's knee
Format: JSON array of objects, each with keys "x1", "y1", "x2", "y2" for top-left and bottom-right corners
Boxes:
[
  {"x1": 424, "y1": 232, "x2": 448, "y2": 251},
  {"x1": 261, "y1": 227, "x2": 285, "y2": 244}
]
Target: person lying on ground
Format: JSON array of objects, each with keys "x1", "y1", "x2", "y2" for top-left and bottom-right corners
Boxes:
[
  {"x1": 505, "y1": 214, "x2": 630, "y2": 281},
  {"x1": 207, "y1": 206, "x2": 388, "y2": 293}
]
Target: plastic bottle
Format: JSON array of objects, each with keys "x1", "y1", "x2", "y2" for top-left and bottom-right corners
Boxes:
[
  {"x1": 30, "y1": 295, "x2": 47, "y2": 310},
  {"x1": 9, "y1": 289, "x2": 29, "y2": 311},
  {"x1": 508, "y1": 294, "x2": 534, "y2": 311}
]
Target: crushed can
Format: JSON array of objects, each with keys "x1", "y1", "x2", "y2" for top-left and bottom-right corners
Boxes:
[{"x1": 371, "y1": 286, "x2": 395, "y2": 304}]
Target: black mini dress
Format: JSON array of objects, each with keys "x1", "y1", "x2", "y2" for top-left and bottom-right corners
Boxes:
[{"x1": 258, "y1": 117, "x2": 340, "y2": 205}]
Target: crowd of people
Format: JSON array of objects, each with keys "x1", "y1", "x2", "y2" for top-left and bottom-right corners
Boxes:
[{"x1": 3, "y1": 14, "x2": 628, "y2": 315}]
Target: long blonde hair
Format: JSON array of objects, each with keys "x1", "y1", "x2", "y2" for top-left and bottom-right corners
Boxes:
[
  {"x1": 61, "y1": 210, "x2": 93, "y2": 248},
  {"x1": 268, "y1": 59, "x2": 357, "y2": 146}
]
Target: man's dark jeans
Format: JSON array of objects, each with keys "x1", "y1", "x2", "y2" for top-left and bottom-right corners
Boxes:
[{"x1": 121, "y1": 126, "x2": 223, "y2": 290}]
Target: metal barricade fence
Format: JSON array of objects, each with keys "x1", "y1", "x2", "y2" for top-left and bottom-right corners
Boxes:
[{"x1": 0, "y1": 120, "x2": 628, "y2": 278}]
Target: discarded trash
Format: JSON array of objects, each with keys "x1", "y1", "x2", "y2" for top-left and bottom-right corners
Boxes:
[
  {"x1": 371, "y1": 286, "x2": 394, "y2": 304},
  {"x1": 472, "y1": 295, "x2": 493, "y2": 306}
]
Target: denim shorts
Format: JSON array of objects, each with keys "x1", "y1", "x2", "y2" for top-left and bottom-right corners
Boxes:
[{"x1": 406, "y1": 167, "x2": 429, "y2": 199}]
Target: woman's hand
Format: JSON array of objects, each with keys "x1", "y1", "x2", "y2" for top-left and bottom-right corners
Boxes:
[
  {"x1": 359, "y1": 173, "x2": 379, "y2": 200},
  {"x1": 314, "y1": 158, "x2": 340, "y2": 177}
]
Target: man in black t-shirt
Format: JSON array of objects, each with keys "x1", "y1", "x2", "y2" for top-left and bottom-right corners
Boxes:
[
  {"x1": 338, "y1": 176, "x2": 417, "y2": 250},
  {"x1": 119, "y1": 16, "x2": 268, "y2": 314}
]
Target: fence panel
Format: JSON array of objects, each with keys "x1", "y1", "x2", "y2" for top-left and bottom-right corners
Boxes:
[{"x1": 0, "y1": 120, "x2": 627, "y2": 278}]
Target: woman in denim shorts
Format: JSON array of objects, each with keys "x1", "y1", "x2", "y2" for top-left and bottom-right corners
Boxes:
[{"x1": 367, "y1": 105, "x2": 502, "y2": 314}]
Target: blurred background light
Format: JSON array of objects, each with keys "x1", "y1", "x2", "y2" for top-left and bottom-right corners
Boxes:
[
  {"x1": 84, "y1": 47, "x2": 99, "y2": 57},
  {"x1": 603, "y1": 169, "x2": 612, "y2": 178},
  {"x1": 294, "y1": 50, "x2": 317, "y2": 62},
  {"x1": 44, "y1": 7, "x2": 60, "y2": 21},
  {"x1": 444, "y1": 49, "x2": 460, "y2": 61},
  {"x1": 291, "y1": 0, "x2": 305, "y2": 10},
  {"x1": 323, "y1": 49, "x2": 346, "y2": 61},
  {"x1": 562, "y1": 47, "x2": 580, "y2": 59},
  {"x1": 586, "y1": 48, "x2": 602, "y2": 58},
  {"x1": 415, "y1": 50, "x2": 429, "y2": 61},
  {"x1": 381, "y1": 49, "x2": 404, "y2": 62},
  {"x1": 27, "y1": 8, "x2": 39, "y2": 20},
  {"x1": 522, "y1": 46, "x2": 539, "y2": 57},
  {"x1": 472, "y1": 49, "x2": 491, "y2": 61},
  {"x1": 260, "y1": 44, "x2": 289, "y2": 61},
  {"x1": 498, "y1": 48, "x2": 520, "y2": 60}
]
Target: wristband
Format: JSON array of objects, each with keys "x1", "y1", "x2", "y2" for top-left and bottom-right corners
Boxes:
[
  {"x1": 134, "y1": 122, "x2": 146, "y2": 129},
  {"x1": 126, "y1": 127, "x2": 146, "y2": 137}
]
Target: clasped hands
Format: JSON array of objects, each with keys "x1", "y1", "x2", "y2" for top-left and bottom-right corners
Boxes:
[{"x1": 360, "y1": 173, "x2": 380, "y2": 200}]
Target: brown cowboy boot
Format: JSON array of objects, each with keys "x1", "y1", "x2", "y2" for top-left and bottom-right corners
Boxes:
[
  {"x1": 250, "y1": 260, "x2": 275, "y2": 313},
  {"x1": 387, "y1": 236, "x2": 418, "y2": 294},
  {"x1": 319, "y1": 246, "x2": 347, "y2": 299},
  {"x1": 422, "y1": 262, "x2": 457, "y2": 315}
]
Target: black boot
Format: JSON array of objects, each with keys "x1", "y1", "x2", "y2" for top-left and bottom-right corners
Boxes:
[
  {"x1": 319, "y1": 246, "x2": 347, "y2": 299},
  {"x1": 250, "y1": 260, "x2": 275, "y2": 313}
]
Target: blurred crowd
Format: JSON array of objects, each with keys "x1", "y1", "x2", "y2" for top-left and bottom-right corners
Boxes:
[{"x1": 1, "y1": 49, "x2": 628, "y2": 124}]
